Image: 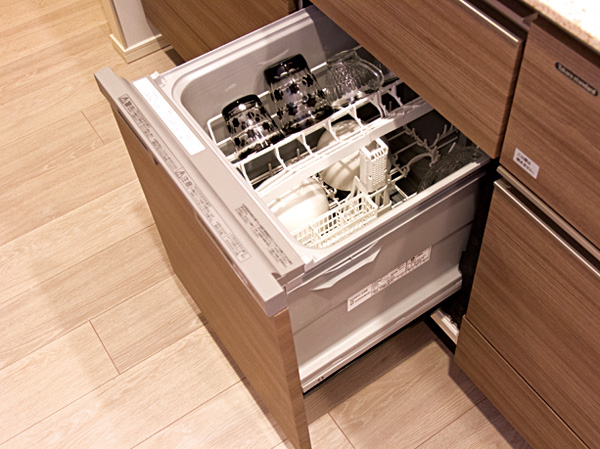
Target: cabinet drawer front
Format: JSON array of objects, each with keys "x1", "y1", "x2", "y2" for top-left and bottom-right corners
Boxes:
[
  {"x1": 501, "y1": 19, "x2": 600, "y2": 248},
  {"x1": 465, "y1": 181, "x2": 600, "y2": 446},
  {"x1": 312, "y1": 0, "x2": 523, "y2": 157},
  {"x1": 456, "y1": 319, "x2": 586, "y2": 449},
  {"x1": 142, "y1": 0, "x2": 211, "y2": 61},
  {"x1": 142, "y1": 0, "x2": 293, "y2": 60}
]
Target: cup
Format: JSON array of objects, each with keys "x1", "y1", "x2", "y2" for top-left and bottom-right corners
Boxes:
[
  {"x1": 264, "y1": 54, "x2": 333, "y2": 135},
  {"x1": 325, "y1": 49, "x2": 384, "y2": 109},
  {"x1": 222, "y1": 94, "x2": 284, "y2": 160}
]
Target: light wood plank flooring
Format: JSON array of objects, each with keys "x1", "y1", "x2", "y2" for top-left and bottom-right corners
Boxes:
[{"x1": 0, "y1": 1, "x2": 529, "y2": 447}]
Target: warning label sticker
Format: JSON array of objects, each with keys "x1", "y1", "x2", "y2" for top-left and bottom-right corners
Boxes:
[
  {"x1": 347, "y1": 247, "x2": 431, "y2": 311},
  {"x1": 513, "y1": 148, "x2": 540, "y2": 179},
  {"x1": 235, "y1": 205, "x2": 293, "y2": 268}
]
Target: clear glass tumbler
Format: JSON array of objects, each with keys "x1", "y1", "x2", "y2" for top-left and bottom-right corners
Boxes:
[{"x1": 326, "y1": 49, "x2": 384, "y2": 109}]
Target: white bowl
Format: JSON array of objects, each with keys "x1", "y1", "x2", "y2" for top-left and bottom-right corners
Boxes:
[
  {"x1": 317, "y1": 121, "x2": 361, "y2": 191},
  {"x1": 268, "y1": 178, "x2": 330, "y2": 233}
]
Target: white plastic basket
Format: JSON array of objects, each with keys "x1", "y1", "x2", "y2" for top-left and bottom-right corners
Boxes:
[
  {"x1": 292, "y1": 193, "x2": 378, "y2": 248},
  {"x1": 359, "y1": 138, "x2": 389, "y2": 192}
]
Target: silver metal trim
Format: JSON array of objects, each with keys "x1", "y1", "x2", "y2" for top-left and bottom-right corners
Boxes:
[
  {"x1": 458, "y1": 0, "x2": 521, "y2": 43},
  {"x1": 495, "y1": 169, "x2": 600, "y2": 277}
]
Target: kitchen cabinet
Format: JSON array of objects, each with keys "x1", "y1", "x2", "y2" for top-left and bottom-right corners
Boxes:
[
  {"x1": 310, "y1": 0, "x2": 531, "y2": 158},
  {"x1": 141, "y1": 0, "x2": 295, "y2": 60},
  {"x1": 456, "y1": 17, "x2": 600, "y2": 449},
  {"x1": 98, "y1": 0, "x2": 600, "y2": 447},
  {"x1": 500, "y1": 18, "x2": 600, "y2": 249}
]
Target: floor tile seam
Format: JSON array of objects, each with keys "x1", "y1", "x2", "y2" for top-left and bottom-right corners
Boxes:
[
  {"x1": 328, "y1": 412, "x2": 358, "y2": 449},
  {"x1": 412, "y1": 400, "x2": 480, "y2": 449},
  {"x1": 0, "y1": 22, "x2": 114, "y2": 105},
  {"x1": 0, "y1": 321, "x2": 121, "y2": 446},
  {"x1": 89, "y1": 320, "x2": 120, "y2": 375},
  {"x1": 0, "y1": 222, "x2": 165, "y2": 371},
  {"x1": 0, "y1": 2, "x2": 108, "y2": 87},
  {"x1": 0, "y1": 326, "x2": 232, "y2": 447},
  {"x1": 0, "y1": 104, "x2": 98, "y2": 153},
  {"x1": 0, "y1": 266, "x2": 173, "y2": 375},
  {"x1": 127, "y1": 373, "x2": 247, "y2": 448},
  {"x1": 0, "y1": 140, "x2": 137, "y2": 245},
  {"x1": 114, "y1": 316, "x2": 212, "y2": 377},
  {"x1": 90, "y1": 277, "x2": 204, "y2": 375},
  {"x1": 81, "y1": 108, "x2": 113, "y2": 146},
  {"x1": 0, "y1": 0, "x2": 107, "y2": 43},
  {"x1": 0, "y1": 219, "x2": 157, "y2": 308}
]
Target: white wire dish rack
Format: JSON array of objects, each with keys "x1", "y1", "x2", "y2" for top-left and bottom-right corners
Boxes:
[{"x1": 205, "y1": 57, "x2": 482, "y2": 248}]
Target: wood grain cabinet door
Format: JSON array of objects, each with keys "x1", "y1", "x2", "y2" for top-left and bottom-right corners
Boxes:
[
  {"x1": 142, "y1": 0, "x2": 295, "y2": 60},
  {"x1": 501, "y1": 18, "x2": 600, "y2": 248},
  {"x1": 461, "y1": 179, "x2": 600, "y2": 447},
  {"x1": 311, "y1": 0, "x2": 526, "y2": 158},
  {"x1": 112, "y1": 110, "x2": 311, "y2": 449}
]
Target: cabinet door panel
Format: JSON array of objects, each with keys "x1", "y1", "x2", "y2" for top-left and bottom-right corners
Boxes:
[
  {"x1": 464, "y1": 182, "x2": 600, "y2": 447},
  {"x1": 142, "y1": 0, "x2": 293, "y2": 60},
  {"x1": 456, "y1": 319, "x2": 586, "y2": 449},
  {"x1": 501, "y1": 19, "x2": 600, "y2": 248},
  {"x1": 312, "y1": 0, "x2": 524, "y2": 157},
  {"x1": 141, "y1": 0, "x2": 210, "y2": 61}
]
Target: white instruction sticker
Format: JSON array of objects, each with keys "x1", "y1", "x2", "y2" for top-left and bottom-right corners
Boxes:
[
  {"x1": 347, "y1": 247, "x2": 431, "y2": 312},
  {"x1": 513, "y1": 148, "x2": 540, "y2": 179},
  {"x1": 133, "y1": 77, "x2": 205, "y2": 155},
  {"x1": 235, "y1": 205, "x2": 293, "y2": 268}
]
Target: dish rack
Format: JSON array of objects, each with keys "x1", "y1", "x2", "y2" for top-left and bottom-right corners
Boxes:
[
  {"x1": 205, "y1": 53, "x2": 433, "y2": 199},
  {"x1": 293, "y1": 192, "x2": 378, "y2": 247},
  {"x1": 204, "y1": 54, "x2": 477, "y2": 248}
]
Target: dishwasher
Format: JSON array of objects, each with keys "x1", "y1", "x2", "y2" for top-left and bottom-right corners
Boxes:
[{"x1": 96, "y1": 5, "x2": 490, "y2": 445}]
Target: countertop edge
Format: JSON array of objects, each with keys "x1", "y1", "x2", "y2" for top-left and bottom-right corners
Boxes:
[{"x1": 521, "y1": 0, "x2": 600, "y2": 53}]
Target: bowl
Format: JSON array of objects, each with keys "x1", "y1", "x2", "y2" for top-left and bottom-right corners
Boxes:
[{"x1": 268, "y1": 178, "x2": 330, "y2": 233}]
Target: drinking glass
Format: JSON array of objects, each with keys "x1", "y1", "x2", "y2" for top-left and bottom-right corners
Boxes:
[
  {"x1": 326, "y1": 49, "x2": 384, "y2": 109},
  {"x1": 222, "y1": 94, "x2": 284, "y2": 160},
  {"x1": 264, "y1": 54, "x2": 333, "y2": 135}
]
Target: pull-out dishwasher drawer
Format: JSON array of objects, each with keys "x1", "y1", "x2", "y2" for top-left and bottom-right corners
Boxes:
[
  {"x1": 290, "y1": 168, "x2": 483, "y2": 390},
  {"x1": 97, "y1": 5, "x2": 491, "y2": 448}
]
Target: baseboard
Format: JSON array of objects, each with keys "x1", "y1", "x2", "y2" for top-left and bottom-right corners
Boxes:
[{"x1": 110, "y1": 33, "x2": 169, "y2": 63}]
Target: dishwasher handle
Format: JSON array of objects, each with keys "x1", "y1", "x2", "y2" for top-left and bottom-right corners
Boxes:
[{"x1": 310, "y1": 243, "x2": 382, "y2": 291}]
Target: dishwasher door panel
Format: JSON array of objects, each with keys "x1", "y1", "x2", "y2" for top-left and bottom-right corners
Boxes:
[{"x1": 112, "y1": 108, "x2": 310, "y2": 449}]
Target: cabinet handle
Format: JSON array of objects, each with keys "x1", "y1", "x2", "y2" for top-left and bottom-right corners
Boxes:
[
  {"x1": 495, "y1": 173, "x2": 600, "y2": 278},
  {"x1": 310, "y1": 242, "x2": 382, "y2": 291}
]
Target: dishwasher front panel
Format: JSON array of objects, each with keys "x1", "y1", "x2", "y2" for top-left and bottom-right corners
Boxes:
[
  {"x1": 290, "y1": 167, "x2": 483, "y2": 390},
  {"x1": 97, "y1": 5, "x2": 492, "y2": 448}
]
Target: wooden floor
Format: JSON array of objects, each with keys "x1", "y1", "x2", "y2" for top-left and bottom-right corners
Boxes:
[{"x1": 0, "y1": 1, "x2": 531, "y2": 447}]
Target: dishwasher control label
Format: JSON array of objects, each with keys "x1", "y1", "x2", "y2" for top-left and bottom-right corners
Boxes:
[
  {"x1": 133, "y1": 77, "x2": 206, "y2": 155},
  {"x1": 347, "y1": 247, "x2": 431, "y2": 312},
  {"x1": 174, "y1": 169, "x2": 250, "y2": 263},
  {"x1": 513, "y1": 148, "x2": 540, "y2": 179},
  {"x1": 118, "y1": 94, "x2": 250, "y2": 264},
  {"x1": 235, "y1": 205, "x2": 294, "y2": 269}
]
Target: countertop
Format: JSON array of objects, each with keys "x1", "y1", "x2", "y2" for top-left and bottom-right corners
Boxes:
[{"x1": 521, "y1": 0, "x2": 600, "y2": 52}]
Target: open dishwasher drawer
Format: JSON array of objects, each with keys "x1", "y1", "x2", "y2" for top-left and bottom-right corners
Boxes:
[{"x1": 96, "y1": 6, "x2": 490, "y2": 448}]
